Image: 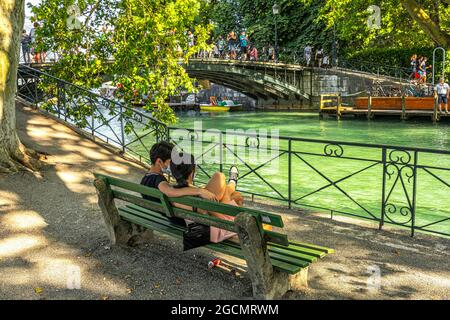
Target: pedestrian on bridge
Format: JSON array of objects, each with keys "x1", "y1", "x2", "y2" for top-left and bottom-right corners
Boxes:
[
  {"x1": 239, "y1": 31, "x2": 249, "y2": 61},
  {"x1": 227, "y1": 31, "x2": 237, "y2": 60},
  {"x1": 217, "y1": 36, "x2": 226, "y2": 58},
  {"x1": 21, "y1": 30, "x2": 31, "y2": 64},
  {"x1": 316, "y1": 48, "x2": 324, "y2": 68},
  {"x1": 304, "y1": 44, "x2": 312, "y2": 66},
  {"x1": 249, "y1": 45, "x2": 258, "y2": 61}
]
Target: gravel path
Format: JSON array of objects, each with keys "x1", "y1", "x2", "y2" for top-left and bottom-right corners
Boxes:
[{"x1": 0, "y1": 104, "x2": 448, "y2": 300}]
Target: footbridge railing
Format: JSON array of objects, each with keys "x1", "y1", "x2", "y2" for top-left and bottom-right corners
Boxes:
[{"x1": 16, "y1": 66, "x2": 450, "y2": 238}]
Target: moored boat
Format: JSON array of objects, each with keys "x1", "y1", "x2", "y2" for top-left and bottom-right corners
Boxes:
[{"x1": 200, "y1": 104, "x2": 231, "y2": 112}]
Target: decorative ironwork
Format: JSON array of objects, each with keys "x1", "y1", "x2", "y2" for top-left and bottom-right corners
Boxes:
[
  {"x1": 324, "y1": 143, "x2": 344, "y2": 157},
  {"x1": 245, "y1": 136, "x2": 260, "y2": 149}
]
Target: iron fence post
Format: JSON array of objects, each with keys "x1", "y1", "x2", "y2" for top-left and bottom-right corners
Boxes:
[
  {"x1": 288, "y1": 139, "x2": 292, "y2": 209},
  {"x1": 379, "y1": 147, "x2": 387, "y2": 230},
  {"x1": 219, "y1": 131, "x2": 223, "y2": 173},
  {"x1": 411, "y1": 151, "x2": 418, "y2": 237},
  {"x1": 91, "y1": 100, "x2": 95, "y2": 137},
  {"x1": 56, "y1": 83, "x2": 61, "y2": 119},
  {"x1": 120, "y1": 105, "x2": 125, "y2": 153},
  {"x1": 34, "y1": 77, "x2": 38, "y2": 107},
  {"x1": 63, "y1": 84, "x2": 67, "y2": 122}
]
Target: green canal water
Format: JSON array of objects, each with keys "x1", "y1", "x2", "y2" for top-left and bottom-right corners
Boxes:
[{"x1": 131, "y1": 111, "x2": 450, "y2": 236}]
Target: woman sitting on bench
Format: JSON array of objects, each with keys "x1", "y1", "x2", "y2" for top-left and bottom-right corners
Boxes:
[{"x1": 170, "y1": 152, "x2": 243, "y2": 243}]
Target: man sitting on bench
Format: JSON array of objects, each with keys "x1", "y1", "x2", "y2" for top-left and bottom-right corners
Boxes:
[{"x1": 140, "y1": 141, "x2": 218, "y2": 226}]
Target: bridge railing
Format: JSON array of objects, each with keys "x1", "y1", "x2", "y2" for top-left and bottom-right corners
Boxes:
[
  {"x1": 16, "y1": 66, "x2": 450, "y2": 237},
  {"x1": 17, "y1": 64, "x2": 168, "y2": 163}
]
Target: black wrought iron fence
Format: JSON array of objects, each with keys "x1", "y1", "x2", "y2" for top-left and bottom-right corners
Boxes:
[
  {"x1": 169, "y1": 127, "x2": 450, "y2": 237},
  {"x1": 17, "y1": 64, "x2": 168, "y2": 163},
  {"x1": 17, "y1": 65, "x2": 450, "y2": 237}
]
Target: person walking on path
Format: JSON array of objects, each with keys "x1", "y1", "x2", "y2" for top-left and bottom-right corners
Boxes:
[{"x1": 435, "y1": 78, "x2": 449, "y2": 114}]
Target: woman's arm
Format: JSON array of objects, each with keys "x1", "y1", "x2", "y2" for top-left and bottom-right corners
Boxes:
[{"x1": 158, "y1": 182, "x2": 217, "y2": 201}]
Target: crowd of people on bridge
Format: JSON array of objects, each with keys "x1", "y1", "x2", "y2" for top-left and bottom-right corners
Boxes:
[
  {"x1": 188, "y1": 30, "x2": 332, "y2": 67},
  {"x1": 410, "y1": 54, "x2": 433, "y2": 84}
]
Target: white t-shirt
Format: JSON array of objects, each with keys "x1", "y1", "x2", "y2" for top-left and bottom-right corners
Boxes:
[
  {"x1": 436, "y1": 83, "x2": 449, "y2": 95},
  {"x1": 304, "y1": 46, "x2": 312, "y2": 55}
]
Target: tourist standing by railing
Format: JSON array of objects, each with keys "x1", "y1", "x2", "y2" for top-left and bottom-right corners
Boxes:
[
  {"x1": 410, "y1": 54, "x2": 418, "y2": 80},
  {"x1": 249, "y1": 45, "x2": 258, "y2": 61},
  {"x1": 239, "y1": 31, "x2": 249, "y2": 61},
  {"x1": 435, "y1": 78, "x2": 449, "y2": 114},
  {"x1": 316, "y1": 48, "x2": 324, "y2": 68},
  {"x1": 227, "y1": 31, "x2": 237, "y2": 60},
  {"x1": 267, "y1": 44, "x2": 275, "y2": 61},
  {"x1": 21, "y1": 30, "x2": 31, "y2": 64},
  {"x1": 217, "y1": 36, "x2": 226, "y2": 58}
]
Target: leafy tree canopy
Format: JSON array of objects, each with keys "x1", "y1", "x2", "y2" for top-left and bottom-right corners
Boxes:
[{"x1": 30, "y1": 0, "x2": 212, "y2": 124}]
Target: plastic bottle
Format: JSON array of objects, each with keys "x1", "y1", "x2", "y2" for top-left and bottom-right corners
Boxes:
[{"x1": 208, "y1": 258, "x2": 221, "y2": 269}]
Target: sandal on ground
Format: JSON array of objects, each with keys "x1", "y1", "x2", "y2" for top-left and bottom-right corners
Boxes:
[{"x1": 228, "y1": 166, "x2": 239, "y2": 186}]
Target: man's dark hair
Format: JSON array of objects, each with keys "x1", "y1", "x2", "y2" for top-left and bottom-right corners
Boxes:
[{"x1": 149, "y1": 141, "x2": 174, "y2": 165}]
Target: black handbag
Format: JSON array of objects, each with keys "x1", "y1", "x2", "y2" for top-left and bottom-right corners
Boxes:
[{"x1": 183, "y1": 223, "x2": 211, "y2": 251}]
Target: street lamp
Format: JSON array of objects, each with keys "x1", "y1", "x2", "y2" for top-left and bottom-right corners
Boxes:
[{"x1": 272, "y1": 3, "x2": 280, "y2": 62}]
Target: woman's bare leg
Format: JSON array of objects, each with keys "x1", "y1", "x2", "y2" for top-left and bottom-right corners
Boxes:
[{"x1": 204, "y1": 172, "x2": 227, "y2": 201}]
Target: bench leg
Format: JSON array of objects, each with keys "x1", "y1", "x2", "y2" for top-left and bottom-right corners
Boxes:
[
  {"x1": 235, "y1": 213, "x2": 291, "y2": 300},
  {"x1": 94, "y1": 178, "x2": 153, "y2": 246},
  {"x1": 289, "y1": 267, "x2": 308, "y2": 290}
]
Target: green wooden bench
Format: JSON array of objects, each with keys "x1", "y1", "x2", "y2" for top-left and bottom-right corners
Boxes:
[{"x1": 93, "y1": 173, "x2": 333, "y2": 299}]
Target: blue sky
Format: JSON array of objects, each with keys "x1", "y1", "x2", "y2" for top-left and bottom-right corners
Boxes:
[{"x1": 25, "y1": 0, "x2": 39, "y2": 31}]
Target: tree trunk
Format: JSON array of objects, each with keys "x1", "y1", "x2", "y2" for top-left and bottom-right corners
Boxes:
[
  {"x1": 0, "y1": 0, "x2": 40, "y2": 173},
  {"x1": 401, "y1": 0, "x2": 450, "y2": 48}
]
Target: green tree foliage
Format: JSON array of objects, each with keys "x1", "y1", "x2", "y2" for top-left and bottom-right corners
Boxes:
[
  {"x1": 30, "y1": 0, "x2": 212, "y2": 125},
  {"x1": 208, "y1": 0, "x2": 333, "y2": 52},
  {"x1": 207, "y1": 0, "x2": 449, "y2": 73}
]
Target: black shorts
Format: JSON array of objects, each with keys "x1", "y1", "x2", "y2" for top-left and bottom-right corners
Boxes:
[
  {"x1": 240, "y1": 46, "x2": 247, "y2": 54},
  {"x1": 438, "y1": 94, "x2": 448, "y2": 104}
]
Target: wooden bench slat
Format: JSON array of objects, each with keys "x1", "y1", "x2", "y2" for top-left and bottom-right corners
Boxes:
[
  {"x1": 125, "y1": 202, "x2": 288, "y2": 247},
  {"x1": 288, "y1": 240, "x2": 335, "y2": 254},
  {"x1": 270, "y1": 243, "x2": 328, "y2": 258},
  {"x1": 126, "y1": 204, "x2": 320, "y2": 261},
  {"x1": 95, "y1": 173, "x2": 163, "y2": 198},
  {"x1": 121, "y1": 205, "x2": 310, "y2": 272},
  {"x1": 119, "y1": 210, "x2": 184, "y2": 238},
  {"x1": 267, "y1": 245, "x2": 317, "y2": 263},
  {"x1": 166, "y1": 196, "x2": 284, "y2": 228},
  {"x1": 114, "y1": 190, "x2": 166, "y2": 212},
  {"x1": 119, "y1": 208, "x2": 247, "y2": 260},
  {"x1": 95, "y1": 173, "x2": 284, "y2": 228}
]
